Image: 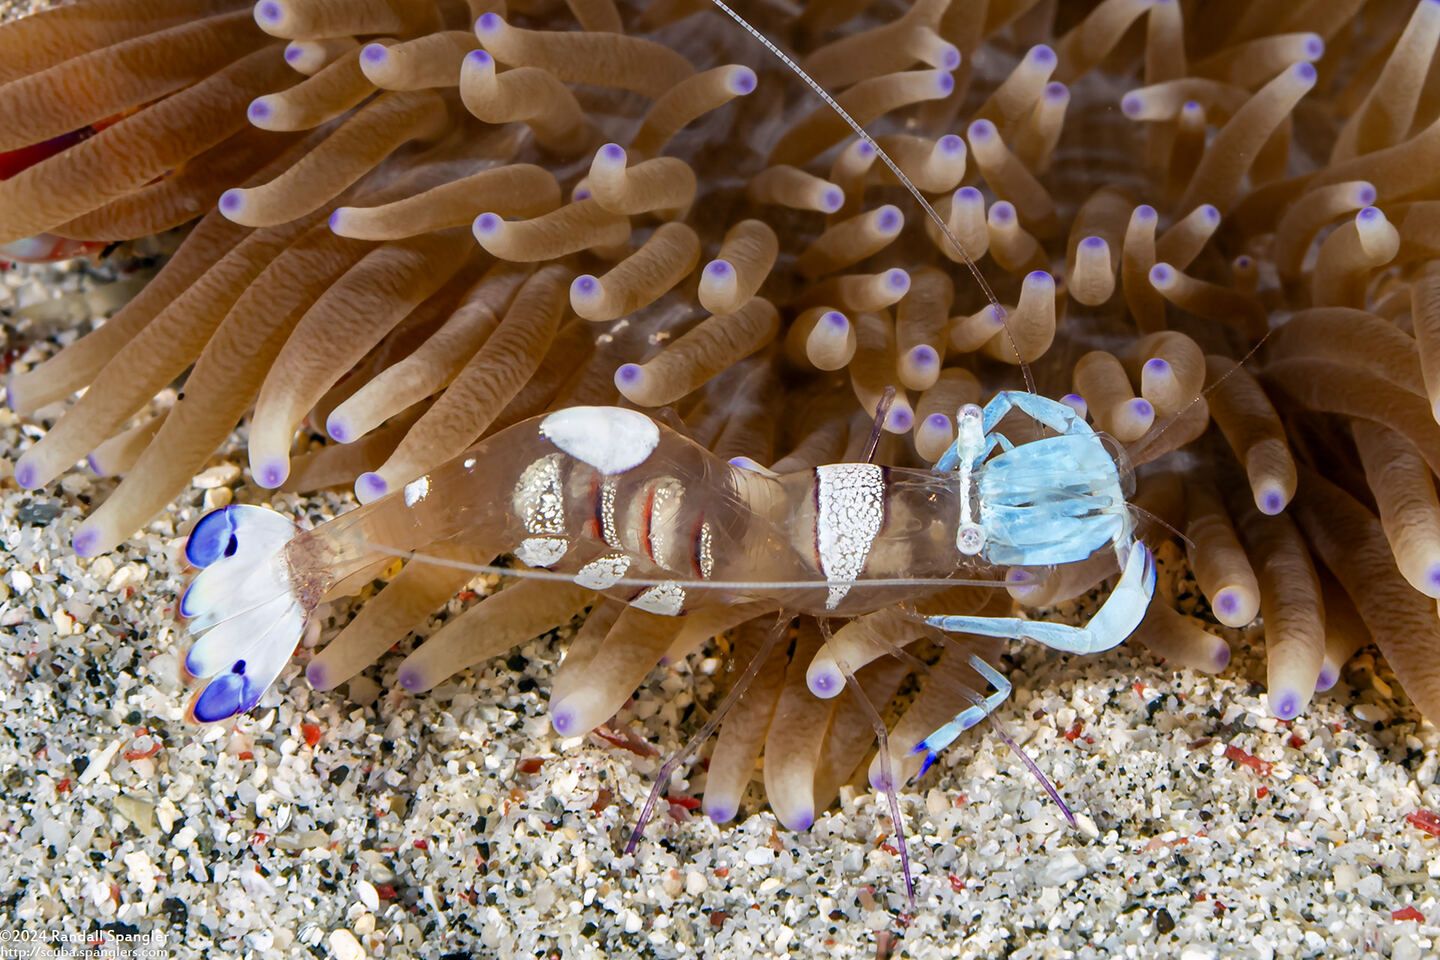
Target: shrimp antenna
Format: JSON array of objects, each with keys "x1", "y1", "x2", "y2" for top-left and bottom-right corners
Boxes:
[
  {"x1": 1127, "y1": 328, "x2": 1275, "y2": 465},
  {"x1": 703, "y1": 0, "x2": 1037, "y2": 395},
  {"x1": 349, "y1": 537, "x2": 1014, "y2": 593}
]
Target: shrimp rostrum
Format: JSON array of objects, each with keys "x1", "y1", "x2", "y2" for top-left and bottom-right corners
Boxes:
[{"x1": 179, "y1": 393, "x2": 1155, "y2": 785}]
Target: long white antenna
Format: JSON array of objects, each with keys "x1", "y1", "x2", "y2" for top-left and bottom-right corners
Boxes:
[{"x1": 705, "y1": 0, "x2": 1037, "y2": 393}]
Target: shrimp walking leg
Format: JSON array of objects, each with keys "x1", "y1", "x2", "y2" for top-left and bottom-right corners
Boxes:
[{"x1": 924, "y1": 541, "x2": 1156, "y2": 654}]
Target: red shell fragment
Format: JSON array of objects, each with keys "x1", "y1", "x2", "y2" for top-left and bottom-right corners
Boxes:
[
  {"x1": 1405, "y1": 809, "x2": 1440, "y2": 838},
  {"x1": 1223, "y1": 744, "x2": 1273, "y2": 777},
  {"x1": 1392, "y1": 906, "x2": 1424, "y2": 922}
]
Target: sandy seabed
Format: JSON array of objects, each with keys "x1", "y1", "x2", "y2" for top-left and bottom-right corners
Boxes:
[{"x1": 0, "y1": 252, "x2": 1438, "y2": 960}]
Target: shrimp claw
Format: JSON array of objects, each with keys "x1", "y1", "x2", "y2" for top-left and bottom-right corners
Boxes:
[
  {"x1": 911, "y1": 654, "x2": 1013, "y2": 776},
  {"x1": 924, "y1": 541, "x2": 1155, "y2": 654}
]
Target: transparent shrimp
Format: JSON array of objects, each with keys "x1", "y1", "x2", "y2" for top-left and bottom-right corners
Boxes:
[{"x1": 180, "y1": 398, "x2": 1152, "y2": 727}]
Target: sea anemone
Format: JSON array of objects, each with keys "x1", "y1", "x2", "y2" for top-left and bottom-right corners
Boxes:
[{"x1": 5, "y1": 0, "x2": 1440, "y2": 841}]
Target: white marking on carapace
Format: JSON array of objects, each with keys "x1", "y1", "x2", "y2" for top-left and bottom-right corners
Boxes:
[
  {"x1": 576, "y1": 553, "x2": 631, "y2": 589},
  {"x1": 695, "y1": 520, "x2": 714, "y2": 579},
  {"x1": 539, "y1": 406, "x2": 660, "y2": 474},
  {"x1": 645, "y1": 478, "x2": 682, "y2": 565},
  {"x1": 632, "y1": 582, "x2": 685, "y2": 616},
  {"x1": 814, "y1": 463, "x2": 885, "y2": 609},
  {"x1": 514, "y1": 454, "x2": 565, "y2": 535},
  {"x1": 403, "y1": 475, "x2": 430, "y2": 507},
  {"x1": 515, "y1": 536, "x2": 567, "y2": 567},
  {"x1": 598, "y1": 477, "x2": 622, "y2": 548}
]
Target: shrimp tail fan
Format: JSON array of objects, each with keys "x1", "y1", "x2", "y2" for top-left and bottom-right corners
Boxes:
[{"x1": 178, "y1": 505, "x2": 305, "y2": 723}]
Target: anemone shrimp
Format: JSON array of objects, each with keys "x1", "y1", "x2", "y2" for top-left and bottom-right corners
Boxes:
[{"x1": 168, "y1": 0, "x2": 1206, "y2": 909}]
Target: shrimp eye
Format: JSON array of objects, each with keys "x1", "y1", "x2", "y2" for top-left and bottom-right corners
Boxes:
[
  {"x1": 957, "y1": 523, "x2": 986, "y2": 556},
  {"x1": 958, "y1": 404, "x2": 982, "y2": 424}
]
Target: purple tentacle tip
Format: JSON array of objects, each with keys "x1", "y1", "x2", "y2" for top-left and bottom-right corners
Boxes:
[
  {"x1": 600, "y1": 142, "x2": 626, "y2": 163},
  {"x1": 362, "y1": 43, "x2": 388, "y2": 64},
  {"x1": 810, "y1": 670, "x2": 838, "y2": 696},
  {"x1": 474, "y1": 212, "x2": 502, "y2": 235},
  {"x1": 398, "y1": 668, "x2": 424, "y2": 692},
  {"x1": 911, "y1": 344, "x2": 940, "y2": 368},
  {"x1": 706, "y1": 803, "x2": 736, "y2": 824},
  {"x1": 936, "y1": 72, "x2": 954, "y2": 95},
  {"x1": 1130, "y1": 398, "x2": 1154, "y2": 418},
  {"x1": 1213, "y1": 644, "x2": 1231, "y2": 670},
  {"x1": 356, "y1": 472, "x2": 388, "y2": 501},
  {"x1": 306, "y1": 662, "x2": 327, "y2": 689},
  {"x1": 1215, "y1": 590, "x2": 1239, "y2": 617},
  {"x1": 477, "y1": 12, "x2": 502, "y2": 31},
  {"x1": 939, "y1": 134, "x2": 963, "y2": 154},
  {"x1": 942, "y1": 47, "x2": 961, "y2": 70},
  {"x1": 821, "y1": 188, "x2": 844, "y2": 212},
  {"x1": 255, "y1": 460, "x2": 287, "y2": 489},
  {"x1": 1031, "y1": 44, "x2": 1055, "y2": 65},
  {"x1": 1121, "y1": 93, "x2": 1144, "y2": 118},
  {"x1": 968, "y1": 119, "x2": 996, "y2": 140},
  {"x1": 1358, "y1": 206, "x2": 1380, "y2": 223},
  {"x1": 823, "y1": 310, "x2": 847, "y2": 329},
  {"x1": 219, "y1": 190, "x2": 243, "y2": 214},
  {"x1": 1201, "y1": 204, "x2": 1220, "y2": 224},
  {"x1": 1316, "y1": 667, "x2": 1337, "y2": 692},
  {"x1": 72, "y1": 527, "x2": 100, "y2": 558},
  {"x1": 788, "y1": 809, "x2": 814, "y2": 831},
  {"x1": 1304, "y1": 35, "x2": 1324, "y2": 59},
  {"x1": 13, "y1": 459, "x2": 36, "y2": 490},
  {"x1": 573, "y1": 275, "x2": 599, "y2": 296},
  {"x1": 1273, "y1": 690, "x2": 1299, "y2": 721},
  {"x1": 327, "y1": 209, "x2": 343, "y2": 232},
  {"x1": 1294, "y1": 61, "x2": 1317, "y2": 83},
  {"x1": 857, "y1": 141, "x2": 875, "y2": 157},
  {"x1": 1045, "y1": 81, "x2": 1067, "y2": 101},
  {"x1": 1259, "y1": 489, "x2": 1285, "y2": 515},
  {"x1": 465, "y1": 49, "x2": 492, "y2": 68},
  {"x1": 1136, "y1": 204, "x2": 1157, "y2": 221},
  {"x1": 551, "y1": 703, "x2": 578, "y2": 736},
  {"x1": 877, "y1": 206, "x2": 902, "y2": 232},
  {"x1": 1143, "y1": 357, "x2": 1172, "y2": 377},
  {"x1": 959, "y1": 185, "x2": 982, "y2": 203},
  {"x1": 886, "y1": 268, "x2": 909, "y2": 290},
  {"x1": 704, "y1": 259, "x2": 732, "y2": 279},
  {"x1": 284, "y1": 46, "x2": 301, "y2": 63},
  {"x1": 573, "y1": 187, "x2": 591, "y2": 201},
  {"x1": 257, "y1": 1, "x2": 282, "y2": 23},
  {"x1": 1080, "y1": 235, "x2": 1106, "y2": 250},
  {"x1": 616, "y1": 362, "x2": 643, "y2": 385},
  {"x1": 925, "y1": 413, "x2": 949, "y2": 430},
  {"x1": 247, "y1": 99, "x2": 271, "y2": 121},
  {"x1": 870, "y1": 769, "x2": 895, "y2": 792},
  {"x1": 326, "y1": 416, "x2": 350, "y2": 443},
  {"x1": 888, "y1": 407, "x2": 914, "y2": 432},
  {"x1": 730, "y1": 67, "x2": 756, "y2": 94},
  {"x1": 1150, "y1": 263, "x2": 1174, "y2": 284},
  {"x1": 1357, "y1": 184, "x2": 1377, "y2": 205}
]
